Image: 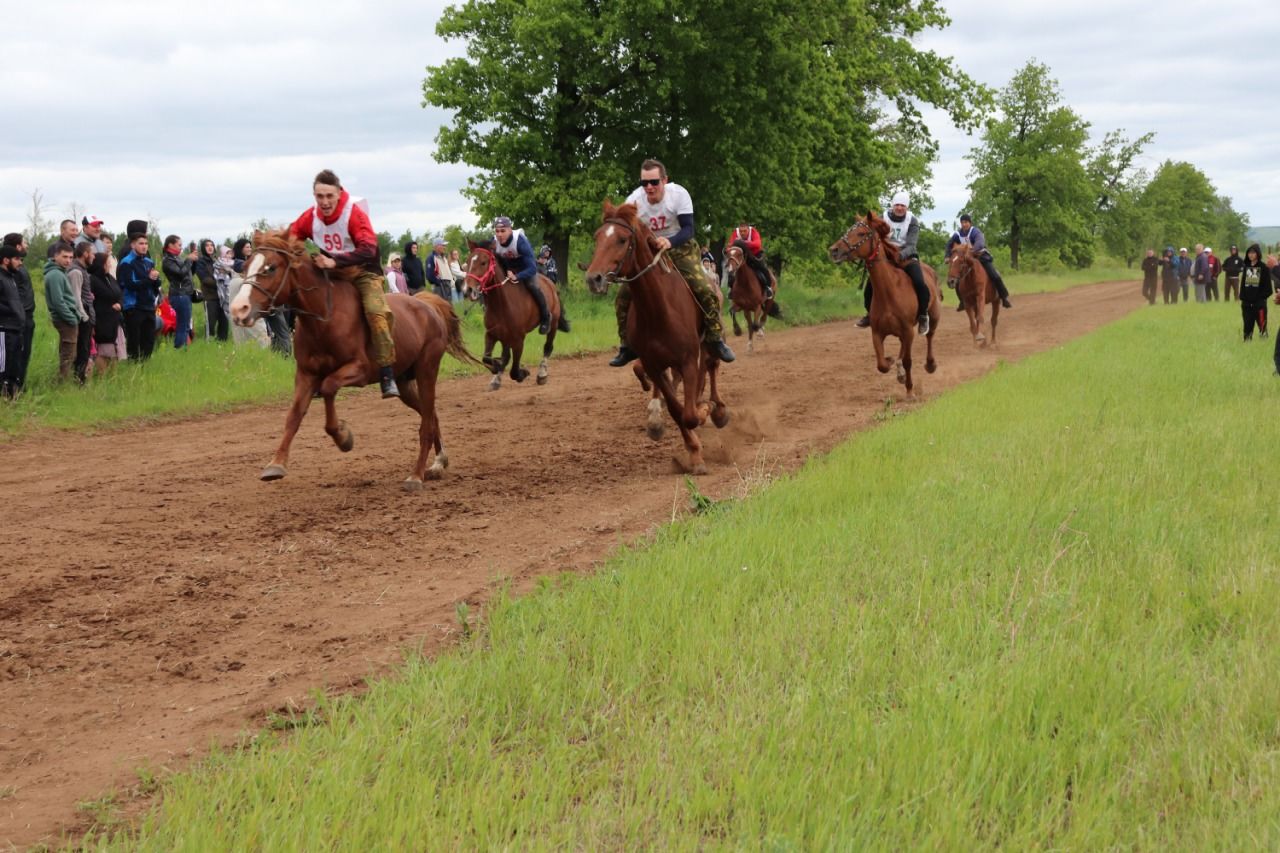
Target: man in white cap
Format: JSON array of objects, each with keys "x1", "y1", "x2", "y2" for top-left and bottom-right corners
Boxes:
[
  {"x1": 855, "y1": 191, "x2": 931, "y2": 335},
  {"x1": 426, "y1": 237, "x2": 455, "y2": 302},
  {"x1": 76, "y1": 216, "x2": 110, "y2": 254}
]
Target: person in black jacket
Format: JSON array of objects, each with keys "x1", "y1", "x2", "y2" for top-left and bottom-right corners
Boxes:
[
  {"x1": 161, "y1": 235, "x2": 198, "y2": 349},
  {"x1": 1221, "y1": 245, "x2": 1244, "y2": 302},
  {"x1": 89, "y1": 250, "x2": 124, "y2": 375},
  {"x1": 0, "y1": 245, "x2": 27, "y2": 398},
  {"x1": 402, "y1": 240, "x2": 426, "y2": 295},
  {"x1": 1140, "y1": 249, "x2": 1159, "y2": 305},
  {"x1": 3, "y1": 233, "x2": 37, "y2": 392},
  {"x1": 194, "y1": 238, "x2": 228, "y2": 341},
  {"x1": 1160, "y1": 247, "x2": 1178, "y2": 304},
  {"x1": 1239, "y1": 244, "x2": 1272, "y2": 341}
]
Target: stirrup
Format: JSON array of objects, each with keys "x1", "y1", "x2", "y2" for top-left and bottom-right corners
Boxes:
[{"x1": 609, "y1": 345, "x2": 638, "y2": 367}]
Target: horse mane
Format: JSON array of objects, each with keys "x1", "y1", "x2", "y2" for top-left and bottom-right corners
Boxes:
[
  {"x1": 864, "y1": 210, "x2": 903, "y2": 265},
  {"x1": 253, "y1": 229, "x2": 360, "y2": 283}
]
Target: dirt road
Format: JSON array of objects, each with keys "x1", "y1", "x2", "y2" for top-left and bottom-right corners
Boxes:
[{"x1": 0, "y1": 280, "x2": 1141, "y2": 847}]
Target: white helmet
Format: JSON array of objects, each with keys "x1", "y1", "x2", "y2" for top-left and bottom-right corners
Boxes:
[{"x1": 890, "y1": 191, "x2": 910, "y2": 208}]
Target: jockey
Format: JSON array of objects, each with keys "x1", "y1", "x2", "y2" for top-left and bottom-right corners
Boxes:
[
  {"x1": 855, "y1": 191, "x2": 930, "y2": 335},
  {"x1": 288, "y1": 169, "x2": 399, "y2": 398},
  {"x1": 491, "y1": 216, "x2": 569, "y2": 335},
  {"x1": 944, "y1": 213, "x2": 1013, "y2": 311},
  {"x1": 727, "y1": 221, "x2": 774, "y2": 299},
  {"x1": 611, "y1": 158, "x2": 735, "y2": 367}
]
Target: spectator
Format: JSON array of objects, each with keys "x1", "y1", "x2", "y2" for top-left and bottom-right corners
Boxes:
[
  {"x1": 1222, "y1": 245, "x2": 1243, "y2": 301},
  {"x1": 449, "y1": 249, "x2": 466, "y2": 299},
  {"x1": 48, "y1": 220, "x2": 80, "y2": 257},
  {"x1": 194, "y1": 238, "x2": 229, "y2": 341},
  {"x1": 118, "y1": 220, "x2": 161, "y2": 360},
  {"x1": 231, "y1": 237, "x2": 252, "y2": 274},
  {"x1": 537, "y1": 244, "x2": 559, "y2": 285},
  {"x1": 1140, "y1": 249, "x2": 1158, "y2": 305},
  {"x1": 227, "y1": 239, "x2": 270, "y2": 348},
  {"x1": 161, "y1": 235, "x2": 198, "y2": 349},
  {"x1": 385, "y1": 252, "x2": 408, "y2": 294},
  {"x1": 3, "y1": 233, "x2": 36, "y2": 393},
  {"x1": 68, "y1": 241, "x2": 96, "y2": 383},
  {"x1": 43, "y1": 242, "x2": 81, "y2": 380},
  {"x1": 0, "y1": 245, "x2": 25, "y2": 398},
  {"x1": 1205, "y1": 248, "x2": 1220, "y2": 301},
  {"x1": 1192, "y1": 243, "x2": 1210, "y2": 303},
  {"x1": 76, "y1": 216, "x2": 109, "y2": 253},
  {"x1": 1176, "y1": 247, "x2": 1192, "y2": 302},
  {"x1": 1160, "y1": 247, "x2": 1178, "y2": 304},
  {"x1": 402, "y1": 241, "x2": 426, "y2": 294},
  {"x1": 216, "y1": 246, "x2": 234, "y2": 320},
  {"x1": 88, "y1": 248, "x2": 123, "y2": 376},
  {"x1": 1239, "y1": 244, "x2": 1272, "y2": 341},
  {"x1": 425, "y1": 238, "x2": 455, "y2": 301}
]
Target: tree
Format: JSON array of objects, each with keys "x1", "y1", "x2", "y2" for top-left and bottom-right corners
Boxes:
[
  {"x1": 1088, "y1": 130, "x2": 1155, "y2": 266},
  {"x1": 424, "y1": 0, "x2": 989, "y2": 283},
  {"x1": 1136, "y1": 161, "x2": 1249, "y2": 253},
  {"x1": 965, "y1": 60, "x2": 1095, "y2": 269}
]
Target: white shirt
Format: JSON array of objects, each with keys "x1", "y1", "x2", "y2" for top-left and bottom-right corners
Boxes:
[{"x1": 625, "y1": 183, "x2": 693, "y2": 239}]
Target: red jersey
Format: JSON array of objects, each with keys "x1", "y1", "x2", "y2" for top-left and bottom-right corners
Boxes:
[
  {"x1": 289, "y1": 189, "x2": 381, "y2": 276},
  {"x1": 727, "y1": 226, "x2": 762, "y2": 257}
]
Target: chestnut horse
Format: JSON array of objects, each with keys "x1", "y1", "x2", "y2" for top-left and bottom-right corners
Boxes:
[
  {"x1": 584, "y1": 201, "x2": 729, "y2": 474},
  {"x1": 229, "y1": 231, "x2": 481, "y2": 491},
  {"x1": 947, "y1": 242, "x2": 1000, "y2": 347},
  {"x1": 463, "y1": 242, "x2": 564, "y2": 391},
  {"x1": 828, "y1": 211, "x2": 939, "y2": 397},
  {"x1": 724, "y1": 244, "x2": 778, "y2": 353}
]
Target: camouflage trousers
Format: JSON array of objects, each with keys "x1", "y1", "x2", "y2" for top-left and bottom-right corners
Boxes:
[
  {"x1": 354, "y1": 270, "x2": 395, "y2": 367},
  {"x1": 615, "y1": 240, "x2": 724, "y2": 346}
]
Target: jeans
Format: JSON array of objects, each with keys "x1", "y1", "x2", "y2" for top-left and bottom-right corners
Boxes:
[{"x1": 171, "y1": 294, "x2": 193, "y2": 348}]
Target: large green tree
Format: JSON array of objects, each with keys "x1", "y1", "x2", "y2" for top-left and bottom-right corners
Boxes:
[
  {"x1": 424, "y1": 0, "x2": 988, "y2": 281},
  {"x1": 965, "y1": 60, "x2": 1095, "y2": 269},
  {"x1": 1136, "y1": 160, "x2": 1249, "y2": 253},
  {"x1": 1088, "y1": 130, "x2": 1155, "y2": 266}
]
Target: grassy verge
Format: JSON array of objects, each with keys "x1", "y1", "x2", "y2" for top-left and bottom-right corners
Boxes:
[{"x1": 86, "y1": 300, "x2": 1280, "y2": 849}]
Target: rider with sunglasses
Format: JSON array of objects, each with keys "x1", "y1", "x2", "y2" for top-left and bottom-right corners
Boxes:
[{"x1": 610, "y1": 158, "x2": 735, "y2": 367}]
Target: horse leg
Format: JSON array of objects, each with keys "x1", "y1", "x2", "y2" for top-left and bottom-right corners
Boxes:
[
  {"x1": 873, "y1": 330, "x2": 891, "y2": 374},
  {"x1": 323, "y1": 390, "x2": 354, "y2": 453},
  {"x1": 707, "y1": 358, "x2": 730, "y2": 429},
  {"x1": 509, "y1": 339, "x2": 529, "y2": 383},
  {"x1": 482, "y1": 331, "x2": 500, "y2": 372},
  {"x1": 633, "y1": 363, "x2": 652, "y2": 392},
  {"x1": 646, "y1": 387, "x2": 665, "y2": 441},
  {"x1": 537, "y1": 326, "x2": 555, "y2": 385},
  {"x1": 262, "y1": 372, "x2": 318, "y2": 480},
  {"x1": 730, "y1": 305, "x2": 742, "y2": 337},
  {"x1": 404, "y1": 358, "x2": 446, "y2": 490},
  {"x1": 655, "y1": 368, "x2": 705, "y2": 475},
  {"x1": 899, "y1": 337, "x2": 915, "y2": 397},
  {"x1": 989, "y1": 300, "x2": 1000, "y2": 346}
]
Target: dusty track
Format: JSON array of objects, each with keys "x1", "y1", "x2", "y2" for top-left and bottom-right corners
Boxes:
[{"x1": 0, "y1": 280, "x2": 1140, "y2": 847}]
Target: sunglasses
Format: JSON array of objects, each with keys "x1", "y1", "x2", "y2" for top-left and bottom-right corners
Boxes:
[{"x1": 639, "y1": 178, "x2": 662, "y2": 187}]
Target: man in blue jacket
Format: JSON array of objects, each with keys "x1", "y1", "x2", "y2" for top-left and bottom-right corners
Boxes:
[
  {"x1": 117, "y1": 219, "x2": 162, "y2": 360},
  {"x1": 944, "y1": 214, "x2": 1013, "y2": 311}
]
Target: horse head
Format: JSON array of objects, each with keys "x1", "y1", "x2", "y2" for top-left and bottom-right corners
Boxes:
[
  {"x1": 464, "y1": 239, "x2": 497, "y2": 299},
  {"x1": 585, "y1": 200, "x2": 649, "y2": 295},
  {"x1": 947, "y1": 242, "x2": 974, "y2": 289},
  {"x1": 723, "y1": 245, "x2": 745, "y2": 274},
  {"x1": 230, "y1": 230, "x2": 308, "y2": 326}
]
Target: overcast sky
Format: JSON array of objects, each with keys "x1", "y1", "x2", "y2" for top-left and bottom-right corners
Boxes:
[{"x1": 3, "y1": 0, "x2": 1277, "y2": 244}]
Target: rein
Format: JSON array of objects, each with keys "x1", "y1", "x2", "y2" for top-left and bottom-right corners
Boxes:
[
  {"x1": 837, "y1": 221, "x2": 881, "y2": 266},
  {"x1": 243, "y1": 245, "x2": 335, "y2": 322},
  {"x1": 465, "y1": 248, "x2": 504, "y2": 294},
  {"x1": 598, "y1": 218, "x2": 669, "y2": 284}
]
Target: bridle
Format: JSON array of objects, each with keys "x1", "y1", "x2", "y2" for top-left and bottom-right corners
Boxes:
[
  {"x1": 948, "y1": 249, "x2": 975, "y2": 289},
  {"x1": 593, "y1": 218, "x2": 669, "y2": 284},
  {"x1": 242, "y1": 244, "x2": 334, "y2": 322},
  {"x1": 465, "y1": 247, "x2": 502, "y2": 295},
  {"x1": 832, "y1": 220, "x2": 882, "y2": 266}
]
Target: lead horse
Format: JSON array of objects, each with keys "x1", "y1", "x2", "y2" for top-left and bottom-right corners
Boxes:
[
  {"x1": 463, "y1": 242, "x2": 565, "y2": 391},
  {"x1": 584, "y1": 201, "x2": 729, "y2": 474},
  {"x1": 829, "y1": 211, "x2": 939, "y2": 397},
  {"x1": 230, "y1": 231, "x2": 481, "y2": 490},
  {"x1": 947, "y1": 242, "x2": 1000, "y2": 347}
]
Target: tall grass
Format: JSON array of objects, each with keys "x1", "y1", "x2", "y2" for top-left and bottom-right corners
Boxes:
[{"x1": 87, "y1": 300, "x2": 1280, "y2": 849}]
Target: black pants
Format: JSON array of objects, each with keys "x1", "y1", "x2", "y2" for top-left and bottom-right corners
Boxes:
[
  {"x1": 1243, "y1": 301, "x2": 1268, "y2": 340},
  {"x1": 206, "y1": 296, "x2": 229, "y2": 341},
  {"x1": 864, "y1": 260, "x2": 929, "y2": 316},
  {"x1": 265, "y1": 311, "x2": 292, "y2": 356},
  {"x1": 1142, "y1": 278, "x2": 1157, "y2": 305},
  {"x1": 521, "y1": 275, "x2": 550, "y2": 322},
  {"x1": 978, "y1": 255, "x2": 1010, "y2": 300},
  {"x1": 74, "y1": 320, "x2": 93, "y2": 381},
  {"x1": 1163, "y1": 280, "x2": 1177, "y2": 304},
  {"x1": 15, "y1": 316, "x2": 34, "y2": 391},
  {"x1": 1205, "y1": 279, "x2": 1219, "y2": 301},
  {"x1": 745, "y1": 252, "x2": 771, "y2": 291},
  {"x1": 0, "y1": 327, "x2": 19, "y2": 396},
  {"x1": 124, "y1": 308, "x2": 156, "y2": 360}
]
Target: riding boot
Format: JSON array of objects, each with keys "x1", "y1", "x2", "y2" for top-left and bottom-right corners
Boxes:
[
  {"x1": 856, "y1": 315, "x2": 871, "y2": 328},
  {"x1": 557, "y1": 303, "x2": 571, "y2": 333},
  {"x1": 904, "y1": 259, "x2": 930, "y2": 335},
  {"x1": 523, "y1": 277, "x2": 551, "y2": 334},
  {"x1": 689, "y1": 268, "x2": 735, "y2": 363},
  {"x1": 379, "y1": 365, "x2": 400, "y2": 399},
  {"x1": 609, "y1": 345, "x2": 638, "y2": 367}
]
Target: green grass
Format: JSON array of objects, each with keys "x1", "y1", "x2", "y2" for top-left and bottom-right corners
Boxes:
[
  {"x1": 84, "y1": 299, "x2": 1280, "y2": 849},
  {"x1": 1002, "y1": 260, "x2": 1136, "y2": 294}
]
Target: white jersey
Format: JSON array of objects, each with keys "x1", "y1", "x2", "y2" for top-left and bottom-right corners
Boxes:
[
  {"x1": 882, "y1": 209, "x2": 916, "y2": 249},
  {"x1": 493, "y1": 228, "x2": 527, "y2": 261},
  {"x1": 626, "y1": 182, "x2": 693, "y2": 239},
  {"x1": 312, "y1": 196, "x2": 369, "y2": 254}
]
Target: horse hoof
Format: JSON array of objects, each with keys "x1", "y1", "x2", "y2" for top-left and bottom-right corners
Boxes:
[
  {"x1": 691, "y1": 462, "x2": 708, "y2": 476},
  {"x1": 488, "y1": 376, "x2": 501, "y2": 391},
  {"x1": 337, "y1": 431, "x2": 354, "y2": 453},
  {"x1": 514, "y1": 369, "x2": 529, "y2": 383},
  {"x1": 926, "y1": 360, "x2": 937, "y2": 374},
  {"x1": 711, "y1": 406, "x2": 730, "y2": 429},
  {"x1": 646, "y1": 421, "x2": 665, "y2": 441},
  {"x1": 436, "y1": 451, "x2": 449, "y2": 470},
  {"x1": 425, "y1": 466, "x2": 444, "y2": 481},
  {"x1": 402, "y1": 478, "x2": 424, "y2": 492},
  {"x1": 260, "y1": 464, "x2": 287, "y2": 481},
  {"x1": 536, "y1": 373, "x2": 548, "y2": 386}
]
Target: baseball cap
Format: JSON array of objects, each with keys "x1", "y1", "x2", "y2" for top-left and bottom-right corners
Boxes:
[
  {"x1": 433, "y1": 237, "x2": 447, "y2": 246},
  {"x1": 493, "y1": 216, "x2": 513, "y2": 229},
  {"x1": 82, "y1": 215, "x2": 104, "y2": 227}
]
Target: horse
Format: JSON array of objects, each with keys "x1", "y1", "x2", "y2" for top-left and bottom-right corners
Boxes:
[
  {"x1": 724, "y1": 243, "x2": 778, "y2": 353},
  {"x1": 946, "y1": 242, "x2": 1000, "y2": 347},
  {"x1": 463, "y1": 241, "x2": 563, "y2": 392},
  {"x1": 229, "y1": 231, "x2": 482, "y2": 491},
  {"x1": 584, "y1": 200, "x2": 729, "y2": 474},
  {"x1": 828, "y1": 210, "x2": 939, "y2": 397}
]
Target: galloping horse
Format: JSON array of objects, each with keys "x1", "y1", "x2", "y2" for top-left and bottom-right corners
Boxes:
[
  {"x1": 724, "y1": 244, "x2": 778, "y2": 353},
  {"x1": 464, "y1": 241, "x2": 564, "y2": 391},
  {"x1": 229, "y1": 231, "x2": 481, "y2": 491},
  {"x1": 584, "y1": 201, "x2": 729, "y2": 474},
  {"x1": 828, "y1": 210, "x2": 939, "y2": 397},
  {"x1": 947, "y1": 242, "x2": 1000, "y2": 347}
]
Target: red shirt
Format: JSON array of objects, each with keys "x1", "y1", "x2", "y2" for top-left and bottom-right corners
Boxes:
[
  {"x1": 727, "y1": 226, "x2": 763, "y2": 257},
  {"x1": 288, "y1": 190, "x2": 381, "y2": 275}
]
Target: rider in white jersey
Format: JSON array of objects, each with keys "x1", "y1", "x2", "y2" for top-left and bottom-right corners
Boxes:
[{"x1": 855, "y1": 191, "x2": 931, "y2": 335}]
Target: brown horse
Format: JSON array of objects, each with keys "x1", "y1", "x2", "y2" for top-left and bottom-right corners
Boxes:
[
  {"x1": 828, "y1": 210, "x2": 939, "y2": 397},
  {"x1": 724, "y1": 244, "x2": 778, "y2": 353},
  {"x1": 584, "y1": 201, "x2": 729, "y2": 474},
  {"x1": 463, "y1": 242, "x2": 563, "y2": 391},
  {"x1": 229, "y1": 231, "x2": 481, "y2": 491},
  {"x1": 947, "y1": 242, "x2": 1000, "y2": 347}
]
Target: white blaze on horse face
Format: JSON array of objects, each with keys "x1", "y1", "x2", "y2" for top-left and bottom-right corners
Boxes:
[
  {"x1": 230, "y1": 254, "x2": 264, "y2": 326},
  {"x1": 604, "y1": 225, "x2": 616, "y2": 240}
]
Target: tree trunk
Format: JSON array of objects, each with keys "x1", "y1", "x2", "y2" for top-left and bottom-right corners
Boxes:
[
  {"x1": 548, "y1": 231, "x2": 571, "y2": 294},
  {"x1": 1009, "y1": 215, "x2": 1021, "y2": 271}
]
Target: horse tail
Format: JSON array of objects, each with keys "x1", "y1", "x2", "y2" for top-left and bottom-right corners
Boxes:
[{"x1": 414, "y1": 291, "x2": 484, "y2": 368}]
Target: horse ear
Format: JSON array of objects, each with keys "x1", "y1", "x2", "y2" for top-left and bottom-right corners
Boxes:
[{"x1": 602, "y1": 198, "x2": 616, "y2": 217}]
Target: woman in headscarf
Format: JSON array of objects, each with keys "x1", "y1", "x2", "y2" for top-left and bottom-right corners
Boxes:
[
  {"x1": 194, "y1": 238, "x2": 229, "y2": 341},
  {"x1": 402, "y1": 240, "x2": 427, "y2": 295},
  {"x1": 88, "y1": 244, "x2": 123, "y2": 375}
]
